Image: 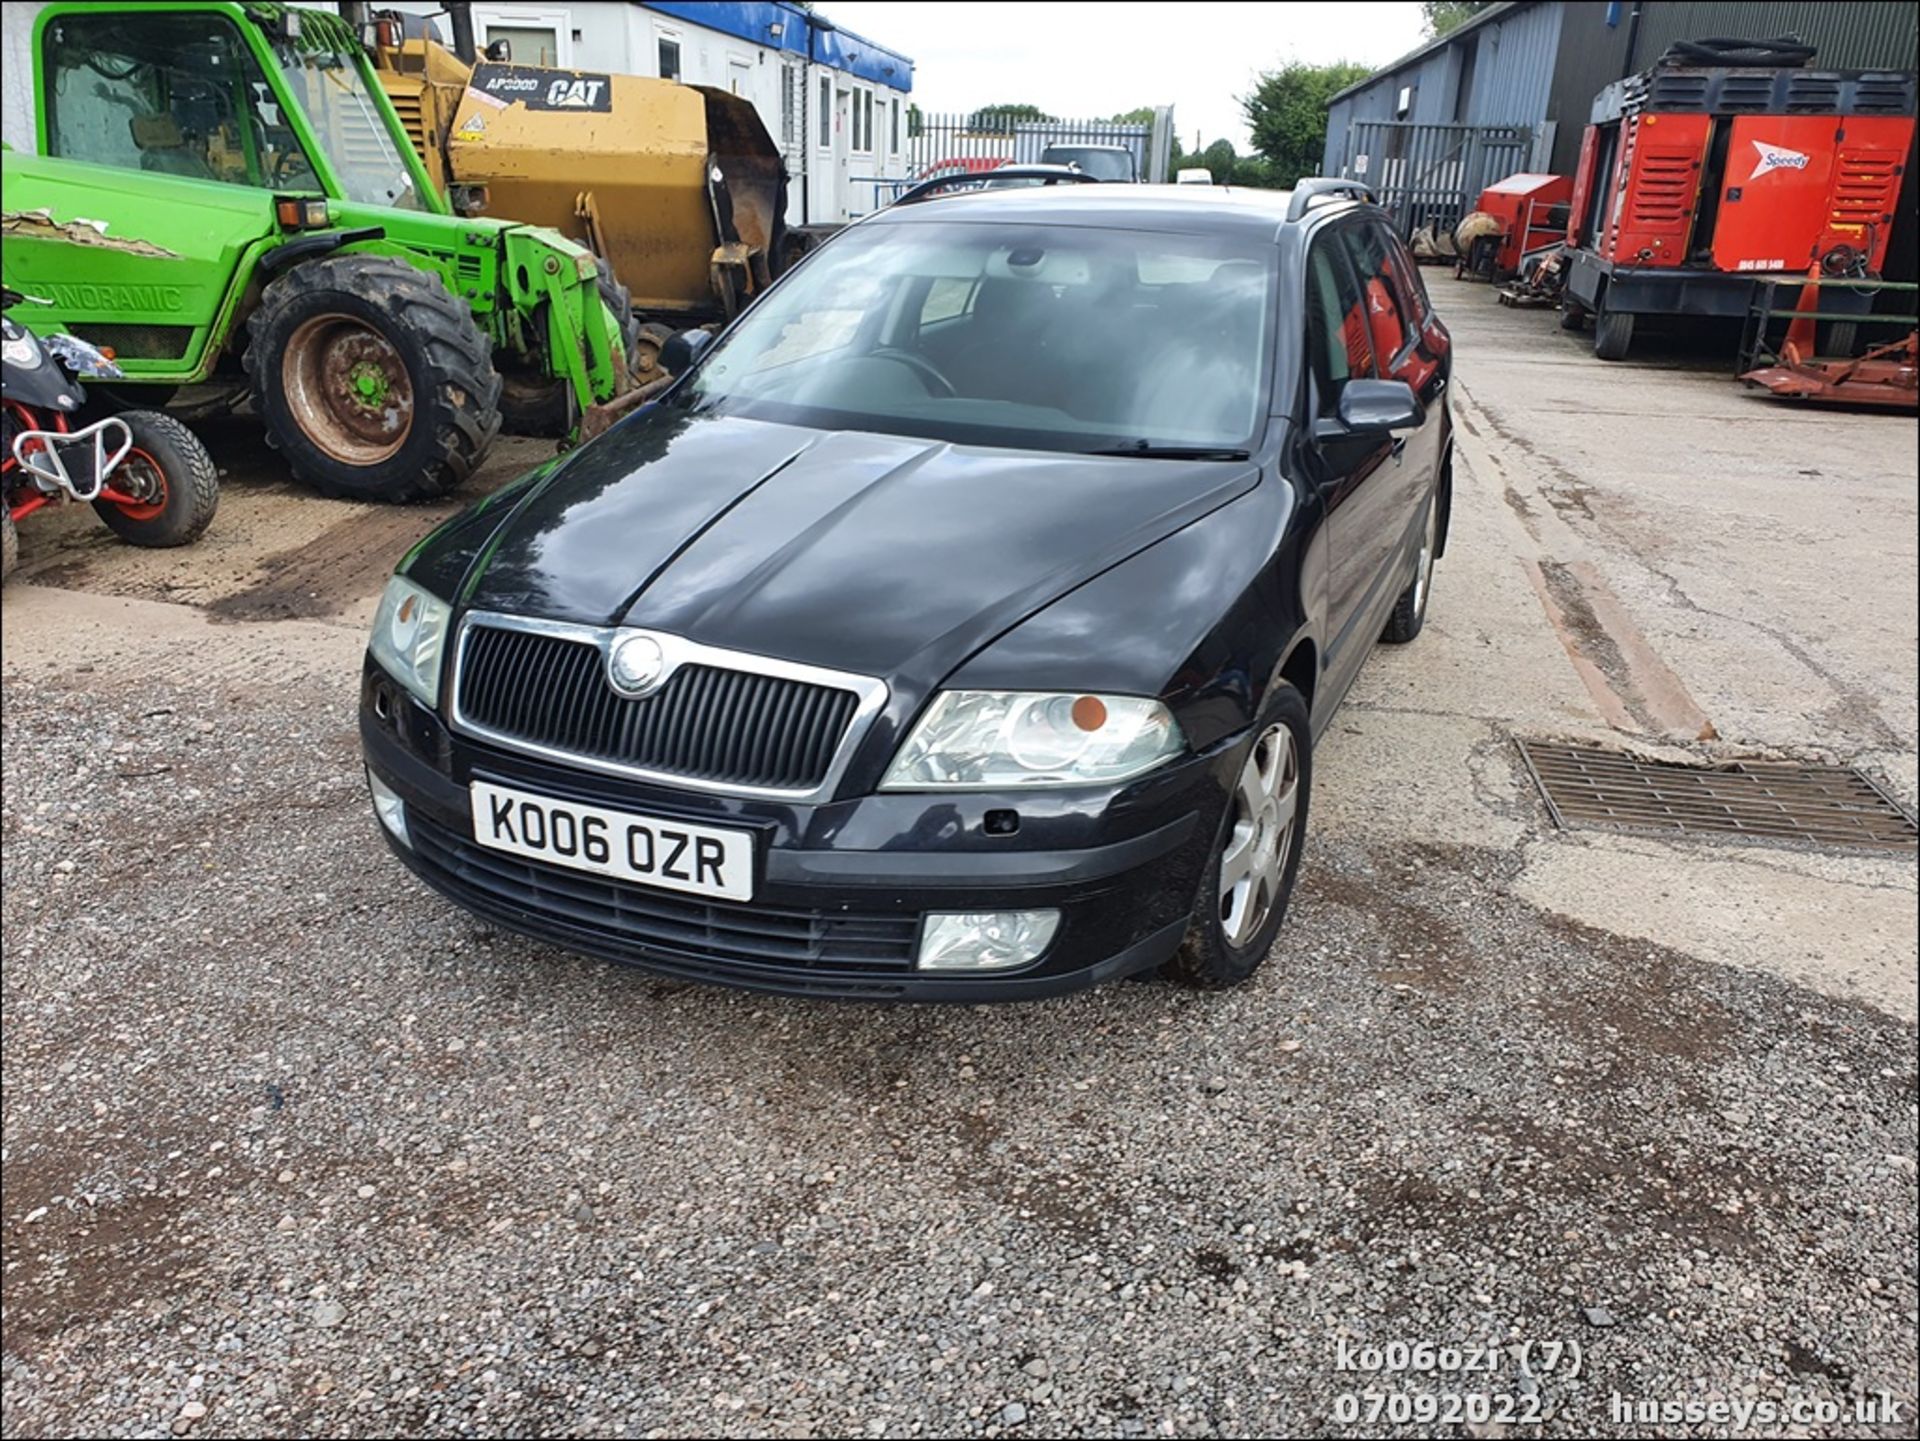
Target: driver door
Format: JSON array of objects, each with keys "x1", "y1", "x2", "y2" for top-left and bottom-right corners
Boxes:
[{"x1": 1302, "y1": 227, "x2": 1397, "y2": 704}]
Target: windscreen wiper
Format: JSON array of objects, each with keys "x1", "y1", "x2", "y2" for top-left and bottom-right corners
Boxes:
[{"x1": 1078, "y1": 443, "x2": 1252, "y2": 460}]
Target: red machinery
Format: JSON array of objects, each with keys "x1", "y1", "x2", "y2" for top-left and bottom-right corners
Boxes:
[
  {"x1": 1459, "y1": 173, "x2": 1573, "y2": 279},
  {"x1": 1739, "y1": 272, "x2": 1919, "y2": 408},
  {"x1": 1742, "y1": 329, "x2": 1918, "y2": 408},
  {"x1": 1562, "y1": 37, "x2": 1916, "y2": 360}
]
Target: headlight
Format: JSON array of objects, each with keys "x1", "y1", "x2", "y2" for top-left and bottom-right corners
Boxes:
[
  {"x1": 881, "y1": 691, "x2": 1185, "y2": 790},
  {"x1": 2, "y1": 334, "x2": 41, "y2": 369},
  {"x1": 368, "y1": 574, "x2": 452, "y2": 707}
]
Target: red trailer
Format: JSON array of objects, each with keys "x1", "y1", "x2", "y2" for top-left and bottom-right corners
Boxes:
[{"x1": 1563, "y1": 40, "x2": 1916, "y2": 360}]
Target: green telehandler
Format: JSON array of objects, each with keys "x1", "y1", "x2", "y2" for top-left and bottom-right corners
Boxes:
[{"x1": 0, "y1": 2, "x2": 641, "y2": 502}]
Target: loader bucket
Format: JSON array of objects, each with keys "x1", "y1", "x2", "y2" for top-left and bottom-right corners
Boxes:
[
  {"x1": 693, "y1": 86, "x2": 789, "y2": 290},
  {"x1": 384, "y1": 52, "x2": 789, "y2": 323}
]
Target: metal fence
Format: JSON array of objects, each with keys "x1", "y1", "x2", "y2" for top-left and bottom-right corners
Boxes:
[
  {"x1": 1339, "y1": 121, "x2": 1535, "y2": 240},
  {"x1": 905, "y1": 111, "x2": 1169, "y2": 187}
]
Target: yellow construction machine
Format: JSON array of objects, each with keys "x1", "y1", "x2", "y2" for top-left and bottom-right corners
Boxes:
[{"x1": 368, "y1": 16, "x2": 788, "y2": 389}]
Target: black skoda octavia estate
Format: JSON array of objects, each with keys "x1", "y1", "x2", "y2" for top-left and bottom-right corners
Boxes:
[{"x1": 361, "y1": 179, "x2": 1452, "y2": 1000}]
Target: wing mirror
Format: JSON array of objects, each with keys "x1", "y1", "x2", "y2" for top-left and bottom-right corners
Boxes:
[
  {"x1": 1315, "y1": 378, "x2": 1421, "y2": 439},
  {"x1": 659, "y1": 328, "x2": 714, "y2": 379}
]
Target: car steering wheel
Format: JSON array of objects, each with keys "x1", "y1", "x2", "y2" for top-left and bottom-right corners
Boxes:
[{"x1": 869, "y1": 348, "x2": 956, "y2": 398}]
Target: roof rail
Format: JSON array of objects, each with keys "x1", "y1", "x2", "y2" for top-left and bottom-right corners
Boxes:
[{"x1": 1286, "y1": 178, "x2": 1377, "y2": 222}]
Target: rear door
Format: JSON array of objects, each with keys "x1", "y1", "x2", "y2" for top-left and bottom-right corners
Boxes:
[{"x1": 1302, "y1": 226, "x2": 1396, "y2": 689}]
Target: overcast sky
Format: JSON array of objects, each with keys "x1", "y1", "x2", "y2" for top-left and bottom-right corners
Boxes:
[{"x1": 818, "y1": 1, "x2": 1430, "y2": 151}]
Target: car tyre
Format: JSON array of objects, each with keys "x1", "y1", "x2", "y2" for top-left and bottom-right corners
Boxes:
[
  {"x1": 1381, "y1": 490, "x2": 1440, "y2": 644},
  {"x1": 1163, "y1": 683, "x2": 1312, "y2": 990}
]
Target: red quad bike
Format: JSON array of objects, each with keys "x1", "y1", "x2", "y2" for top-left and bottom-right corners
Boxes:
[{"x1": 2, "y1": 287, "x2": 218, "y2": 583}]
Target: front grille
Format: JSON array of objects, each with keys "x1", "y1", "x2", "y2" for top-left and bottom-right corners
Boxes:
[
  {"x1": 410, "y1": 814, "x2": 920, "y2": 978},
  {"x1": 455, "y1": 622, "x2": 863, "y2": 793}
]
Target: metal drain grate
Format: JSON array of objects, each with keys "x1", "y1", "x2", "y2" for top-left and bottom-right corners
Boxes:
[{"x1": 1518, "y1": 741, "x2": 1919, "y2": 852}]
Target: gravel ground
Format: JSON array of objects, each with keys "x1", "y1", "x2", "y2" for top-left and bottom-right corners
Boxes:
[{"x1": 3, "y1": 669, "x2": 1915, "y2": 1439}]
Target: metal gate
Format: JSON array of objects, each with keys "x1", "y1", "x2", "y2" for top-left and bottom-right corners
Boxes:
[
  {"x1": 1338, "y1": 121, "x2": 1535, "y2": 239},
  {"x1": 905, "y1": 111, "x2": 1172, "y2": 190}
]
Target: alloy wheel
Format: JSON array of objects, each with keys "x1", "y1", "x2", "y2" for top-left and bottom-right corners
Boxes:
[
  {"x1": 1219, "y1": 722, "x2": 1300, "y2": 948},
  {"x1": 1412, "y1": 497, "x2": 1438, "y2": 617}
]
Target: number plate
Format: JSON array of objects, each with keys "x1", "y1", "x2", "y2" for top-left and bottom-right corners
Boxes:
[{"x1": 469, "y1": 781, "x2": 754, "y2": 902}]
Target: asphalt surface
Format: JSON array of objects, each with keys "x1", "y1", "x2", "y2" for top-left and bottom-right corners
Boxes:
[{"x1": 3, "y1": 286, "x2": 1916, "y2": 1438}]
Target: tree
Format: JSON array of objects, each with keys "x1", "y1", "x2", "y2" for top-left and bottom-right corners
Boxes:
[
  {"x1": 1230, "y1": 155, "x2": 1279, "y2": 189},
  {"x1": 1242, "y1": 60, "x2": 1373, "y2": 188},
  {"x1": 967, "y1": 103, "x2": 1056, "y2": 133},
  {"x1": 1421, "y1": 0, "x2": 1495, "y2": 36},
  {"x1": 1202, "y1": 138, "x2": 1238, "y2": 184},
  {"x1": 1108, "y1": 106, "x2": 1157, "y2": 126}
]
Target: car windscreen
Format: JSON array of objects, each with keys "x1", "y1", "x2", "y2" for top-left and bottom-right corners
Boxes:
[
  {"x1": 1043, "y1": 147, "x2": 1135, "y2": 182},
  {"x1": 674, "y1": 221, "x2": 1274, "y2": 455}
]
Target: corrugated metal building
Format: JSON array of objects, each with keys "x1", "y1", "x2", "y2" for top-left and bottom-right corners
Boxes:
[
  {"x1": 1326, "y1": 0, "x2": 1918, "y2": 176},
  {"x1": 1323, "y1": 1, "x2": 1564, "y2": 154}
]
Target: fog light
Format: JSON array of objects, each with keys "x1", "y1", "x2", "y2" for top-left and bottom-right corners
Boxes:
[
  {"x1": 366, "y1": 767, "x2": 410, "y2": 848},
  {"x1": 917, "y1": 910, "x2": 1060, "y2": 971}
]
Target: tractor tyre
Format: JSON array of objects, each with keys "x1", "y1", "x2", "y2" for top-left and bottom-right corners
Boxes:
[
  {"x1": 92, "y1": 410, "x2": 220, "y2": 548},
  {"x1": 245, "y1": 255, "x2": 501, "y2": 503},
  {"x1": 496, "y1": 369, "x2": 573, "y2": 440},
  {"x1": 496, "y1": 260, "x2": 639, "y2": 438},
  {"x1": 1593, "y1": 304, "x2": 1635, "y2": 361},
  {"x1": 631, "y1": 321, "x2": 676, "y2": 382},
  {"x1": 2, "y1": 507, "x2": 17, "y2": 584},
  {"x1": 1559, "y1": 302, "x2": 1587, "y2": 332}
]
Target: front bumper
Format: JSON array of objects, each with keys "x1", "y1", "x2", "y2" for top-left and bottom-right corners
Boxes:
[{"x1": 361, "y1": 662, "x2": 1235, "y2": 1001}]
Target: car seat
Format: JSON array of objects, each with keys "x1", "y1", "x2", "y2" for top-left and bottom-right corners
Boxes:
[{"x1": 130, "y1": 114, "x2": 216, "y2": 180}]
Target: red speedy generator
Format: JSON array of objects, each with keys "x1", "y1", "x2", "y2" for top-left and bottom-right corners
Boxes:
[{"x1": 1563, "y1": 36, "x2": 1916, "y2": 359}]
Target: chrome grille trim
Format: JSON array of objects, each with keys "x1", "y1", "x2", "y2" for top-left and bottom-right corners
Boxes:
[{"x1": 446, "y1": 611, "x2": 889, "y2": 802}]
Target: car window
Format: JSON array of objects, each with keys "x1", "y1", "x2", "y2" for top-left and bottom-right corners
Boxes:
[
  {"x1": 1340, "y1": 223, "x2": 1419, "y2": 368},
  {"x1": 1040, "y1": 146, "x2": 1135, "y2": 182},
  {"x1": 681, "y1": 222, "x2": 1275, "y2": 454},
  {"x1": 920, "y1": 276, "x2": 977, "y2": 326},
  {"x1": 1305, "y1": 233, "x2": 1375, "y2": 416},
  {"x1": 1385, "y1": 228, "x2": 1434, "y2": 322}
]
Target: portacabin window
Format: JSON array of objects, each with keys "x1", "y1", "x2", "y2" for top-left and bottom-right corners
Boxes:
[
  {"x1": 848, "y1": 87, "x2": 871, "y2": 154},
  {"x1": 890, "y1": 97, "x2": 901, "y2": 155},
  {"x1": 657, "y1": 33, "x2": 682, "y2": 81},
  {"x1": 818, "y1": 73, "x2": 831, "y2": 148}
]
